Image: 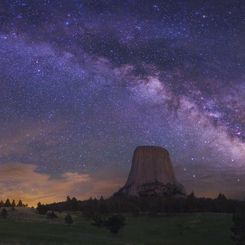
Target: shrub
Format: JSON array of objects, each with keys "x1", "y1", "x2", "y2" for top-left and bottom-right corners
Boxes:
[
  {"x1": 65, "y1": 214, "x2": 73, "y2": 224},
  {"x1": 105, "y1": 214, "x2": 125, "y2": 234},
  {"x1": 17, "y1": 200, "x2": 23, "y2": 207}
]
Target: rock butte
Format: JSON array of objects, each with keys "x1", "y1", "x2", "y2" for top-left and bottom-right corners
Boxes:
[{"x1": 116, "y1": 146, "x2": 185, "y2": 197}]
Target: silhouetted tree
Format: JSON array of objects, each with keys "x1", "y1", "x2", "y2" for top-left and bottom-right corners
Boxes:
[
  {"x1": 17, "y1": 200, "x2": 23, "y2": 207},
  {"x1": 64, "y1": 196, "x2": 79, "y2": 210},
  {"x1": 5, "y1": 199, "x2": 11, "y2": 207},
  {"x1": 188, "y1": 192, "x2": 196, "y2": 200},
  {"x1": 65, "y1": 214, "x2": 73, "y2": 224},
  {"x1": 11, "y1": 200, "x2": 16, "y2": 207},
  {"x1": 215, "y1": 193, "x2": 230, "y2": 213},
  {"x1": 217, "y1": 193, "x2": 227, "y2": 201},
  {"x1": 105, "y1": 214, "x2": 125, "y2": 234},
  {"x1": 37, "y1": 202, "x2": 48, "y2": 215}
]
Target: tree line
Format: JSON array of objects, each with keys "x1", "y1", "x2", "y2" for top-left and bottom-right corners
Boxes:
[
  {"x1": 35, "y1": 193, "x2": 245, "y2": 238},
  {"x1": 37, "y1": 193, "x2": 245, "y2": 215},
  {"x1": 0, "y1": 199, "x2": 26, "y2": 208}
]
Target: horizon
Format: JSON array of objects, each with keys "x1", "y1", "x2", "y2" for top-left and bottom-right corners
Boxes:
[{"x1": 0, "y1": 187, "x2": 242, "y2": 208}]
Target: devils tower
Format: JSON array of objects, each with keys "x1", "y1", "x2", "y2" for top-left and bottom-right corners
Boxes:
[{"x1": 116, "y1": 146, "x2": 185, "y2": 197}]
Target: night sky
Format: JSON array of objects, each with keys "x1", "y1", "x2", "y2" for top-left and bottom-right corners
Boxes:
[{"x1": 0, "y1": 0, "x2": 244, "y2": 205}]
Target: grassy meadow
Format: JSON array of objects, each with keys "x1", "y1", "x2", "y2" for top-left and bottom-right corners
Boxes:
[{"x1": 0, "y1": 207, "x2": 234, "y2": 245}]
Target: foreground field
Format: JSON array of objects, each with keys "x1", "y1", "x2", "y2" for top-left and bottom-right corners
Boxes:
[{"x1": 0, "y1": 208, "x2": 234, "y2": 245}]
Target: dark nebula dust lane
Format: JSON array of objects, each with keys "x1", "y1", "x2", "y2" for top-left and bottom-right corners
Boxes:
[{"x1": 0, "y1": 0, "x2": 244, "y2": 205}]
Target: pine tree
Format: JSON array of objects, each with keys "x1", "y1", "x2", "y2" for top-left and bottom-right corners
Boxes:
[
  {"x1": 11, "y1": 200, "x2": 16, "y2": 207},
  {"x1": 5, "y1": 199, "x2": 11, "y2": 207},
  {"x1": 17, "y1": 200, "x2": 23, "y2": 207}
]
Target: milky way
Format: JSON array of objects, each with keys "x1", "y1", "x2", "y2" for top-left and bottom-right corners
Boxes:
[{"x1": 0, "y1": 0, "x2": 244, "y2": 205}]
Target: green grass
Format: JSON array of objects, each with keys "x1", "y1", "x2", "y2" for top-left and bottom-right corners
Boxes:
[{"x1": 0, "y1": 208, "x2": 234, "y2": 245}]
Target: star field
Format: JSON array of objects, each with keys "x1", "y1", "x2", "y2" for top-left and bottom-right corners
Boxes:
[{"x1": 0, "y1": 0, "x2": 244, "y2": 205}]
